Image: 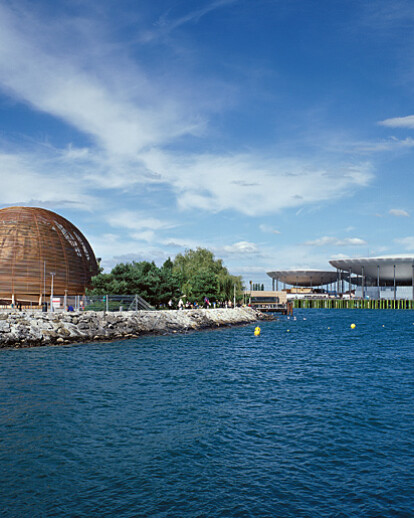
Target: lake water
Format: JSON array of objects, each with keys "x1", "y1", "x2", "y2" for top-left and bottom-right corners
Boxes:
[{"x1": 1, "y1": 309, "x2": 413, "y2": 517}]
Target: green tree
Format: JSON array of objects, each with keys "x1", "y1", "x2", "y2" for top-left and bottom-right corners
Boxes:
[
  {"x1": 157, "y1": 258, "x2": 180, "y2": 306},
  {"x1": 173, "y1": 248, "x2": 244, "y2": 304},
  {"x1": 88, "y1": 259, "x2": 180, "y2": 307},
  {"x1": 89, "y1": 249, "x2": 244, "y2": 307}
]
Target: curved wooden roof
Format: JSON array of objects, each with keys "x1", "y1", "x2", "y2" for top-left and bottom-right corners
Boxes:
[{"x1": 0, "y1": 206, "x2": 98, "y2": 301}]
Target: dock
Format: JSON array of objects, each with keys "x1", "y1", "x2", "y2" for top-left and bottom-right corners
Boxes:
[{"x1": 293, "y1": 299, "x2": 414, "y2": 310}]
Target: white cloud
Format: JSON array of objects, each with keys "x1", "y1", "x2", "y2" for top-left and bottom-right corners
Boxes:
[
  {"x1": 0, "y1": 3, "x2": 375, "y2": 221},
  {"x1": 305, "y1": 236, "x2": 367, "y2": 247},
  {"x1": 148, "y1": 0, "x2": 238, "y2": 40},
  {"x1": 141, "y1": 149, "x2": 374, "y2": 216},
  {"x1": 379, "y1": 115, "x2": 414, "y2": 128},
  {"x1": 0, "y1": 4, "x2": 202, "y2": 157},
  {"x1": 259, "y1": 224, "x2": 281, "y2": 234},
  {"x1": 131, "y1": 230, "x2": 156, "y2": 242},
  {"x1": 262, "y1": 244, "x2": 339, "y2": 271},
  {"x1": 0, "y1": 151, "x2": 96, "y2": 209},
  {"x1": 223, "y1": 241, "x2": 259, "y2": 254},
  {"x1": 329, "y1": 253, "x2": 351, "y2": 260},
  {"x1": 395, "y1": 237, "x2": 414, "y2": 250},
  {"x1": 161, "y1": 237, "x2": 202, "y2": 249},
  {"x1": 106, "y1": 211, "x2": 174, "y2": 232},
  {"x1": 89, "y1": 232, "x2": 171, "y2": 271},
  {"x1": 234, "y1": 265, "x2": 270, "y2": 274},
  {"x1": 339, "y1": 238, "x2": 367, "y2": 246},
  {"x1": 389, "y1": 208, "x2": 410, "y2": 217},
  {"x1": 356, "y1": 136, "x2": 414, "y2": 152},
  {"x1": 374, "y1": 246, "x2": 389, "y2": 253}
]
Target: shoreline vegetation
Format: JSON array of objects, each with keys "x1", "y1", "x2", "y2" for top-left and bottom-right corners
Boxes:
[
  {"x1": 0, "y1": 307, "x2": 271, "y2": 349},
  {"x1": 88, "y1": 248, "x2": 244, "y2": 309}
]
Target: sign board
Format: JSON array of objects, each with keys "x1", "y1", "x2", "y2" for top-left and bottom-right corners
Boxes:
[{"x1": 52, "y1": 298, "x2": 61, "y2": 308}]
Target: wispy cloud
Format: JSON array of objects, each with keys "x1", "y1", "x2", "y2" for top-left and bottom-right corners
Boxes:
[
  {"x1": 141, "y1": 150, "x2": 374, "y2": 216},
  {"x1": 259, "y1": 224, "x2": 281, "y2": 234},
  {"x1": 395, "y1": 236, "x2": 414, "y2": 250},
  {"x1": 155, "y1": 0, "x2": 238, "y2": 35},
  {"x1": 0, "y1": 151, "x2": 96, "y2": 209},
  {"x1": 223, "y1": 241, "x2": 259, "y2": 254},
  {"x1": 106, "y1": 211, "x2": 174, "y2": 231},
  {"x1": 130, "y1": 230, "x2": 156, "y2": 243},
  {"x1": 88, "y1": 232, "x2": 170, "y2": 270},
  {"x1": 356, "y1": 136, "x2": 414, "y2": 153},
  {"x1": 305, "y1": 236, "x2": 367, "y2": 247},
  {"x1": 161, "y1": 237, "x2": 202, "y2": 249},
  {"x1": 389, "y1": 208, "x2": 410, "y2": 217},
  {"x1": 0, "y1": 1, "x2": 376, "y2": 223},
  {"x1": 379, "y1": 115, "x2": 414, "y2": 129},
  {"x1": 0, "y1": 3, "x2": 203, "y2": 157},
  {"x1": 359, "y1": 1, "x2": 414, "y2": 32}
]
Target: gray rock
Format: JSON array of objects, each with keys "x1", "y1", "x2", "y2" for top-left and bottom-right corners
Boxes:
[{"x1": 0, "y1": 308, "x2": 268, "y2": 349}]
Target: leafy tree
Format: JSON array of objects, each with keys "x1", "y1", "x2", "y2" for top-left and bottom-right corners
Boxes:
[
  {"x1": 88, "y1": 248, "x2": 244, "y2": 307},
  {"x1": 157, "y1": 259, "x2": 180, "y2": 305},
  {"x1": 88, "y1": 259, "x2": 179, "y2": 307},
  {"x1": 187, "y1": 268, "x2": 218, "y2": 301},
  {"x1": 173, "y1": 248, "x2": 244, "y2": 304}
]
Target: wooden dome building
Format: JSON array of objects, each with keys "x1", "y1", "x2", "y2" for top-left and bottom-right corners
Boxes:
[{"x1": 0, "y1": 207, "x2": 99, "y2": 304}]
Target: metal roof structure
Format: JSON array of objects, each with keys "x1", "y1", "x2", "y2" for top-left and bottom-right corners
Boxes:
[
  {"x1": 266, "y1": 269, "x2": 338, "y2": 287},
  {"x1": 329, "y1": 255, "x2": 414, "y2": 285},
  {"x1": 0, "y1": 206, "x2": 99, "y2": 302}
]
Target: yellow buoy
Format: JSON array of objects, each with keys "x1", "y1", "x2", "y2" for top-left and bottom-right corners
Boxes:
[
  {"x1": 350, "y1": 323, "x2": 356, "y2": 329},
  {"x1": 254, "y1": 326, "x2": 261, "y2": 336}
]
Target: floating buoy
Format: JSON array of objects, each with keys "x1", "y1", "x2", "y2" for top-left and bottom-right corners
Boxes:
[
  {"x1": 254, "y1": 326, "x2": 261, "y2": 336},
  {"x1": 287, "y1": 329, "x2": 290, "y2": 332},
  {"x1": 350, "y1": 323, "x2": 356, "y2": 329},
  {"x1": 328, "y1": 327, "x2": 330, "y2": 330}
]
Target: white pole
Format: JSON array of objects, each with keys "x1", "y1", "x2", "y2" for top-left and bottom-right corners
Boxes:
[
  {"x1": 43, "y1": 261, "x2": 46, "y2": 304},
  {"x1": 50, "y1": 272, "x2": 55, "y2": 313}
]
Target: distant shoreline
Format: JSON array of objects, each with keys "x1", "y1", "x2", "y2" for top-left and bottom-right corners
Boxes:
[{"x1": 0, "y1": 307, "x2": 270, "y2": 349}]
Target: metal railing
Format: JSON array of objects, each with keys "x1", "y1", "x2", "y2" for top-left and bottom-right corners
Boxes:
[
  {"x1": 75, "y1": 294, "x2": 154, "y2": 312},
  {"x1": 0, "y1": 294, "x2": 154, "y2": 312}
]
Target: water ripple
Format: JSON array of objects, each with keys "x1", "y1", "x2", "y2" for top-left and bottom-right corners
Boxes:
[{"x1": 0, "y1": 309, "x2": 413, "y2": 517}]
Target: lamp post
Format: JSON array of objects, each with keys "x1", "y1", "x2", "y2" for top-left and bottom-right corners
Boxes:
[
  {"x1": 43, "y1": 261, "x2": 46, "y2": 305},
  {"x1": 50, "y1": 272, "x2": 55, "y2": 313}
]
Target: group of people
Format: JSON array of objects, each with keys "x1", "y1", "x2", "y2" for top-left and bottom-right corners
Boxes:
[{"x1": 167, "y1": 298, "x2": 237, "y2": 310}]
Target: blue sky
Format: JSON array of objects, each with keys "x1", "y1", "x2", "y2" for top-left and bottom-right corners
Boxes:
[{"x1": 1, "y1": 0, "x2": 414, "y2": 287}]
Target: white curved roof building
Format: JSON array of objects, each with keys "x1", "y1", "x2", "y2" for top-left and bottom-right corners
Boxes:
[
  {"x1": 267, "y1": 269, "x2": 338, "y2": 287},
  {"x1": 329, "y1": 255, "x2": 414, "y2": 285}
]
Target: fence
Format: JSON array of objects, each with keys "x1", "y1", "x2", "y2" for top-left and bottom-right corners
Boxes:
[{"x1": 0, "y1": 294, "x2": 154, "y2": 312}]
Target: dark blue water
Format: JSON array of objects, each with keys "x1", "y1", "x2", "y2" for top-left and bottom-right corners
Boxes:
[{"x1": 1, "y1": 309, "x2": 413, "y2": 517}]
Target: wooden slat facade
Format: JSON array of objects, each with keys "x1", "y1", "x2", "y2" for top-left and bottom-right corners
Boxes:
[{"x1": 0, "y1": 207, "x2": 99, "y2": 303}]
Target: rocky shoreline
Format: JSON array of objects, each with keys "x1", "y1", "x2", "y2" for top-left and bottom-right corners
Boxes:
[{"x1": 0, "y1": 307, "x2": 270, "y2": 349}]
